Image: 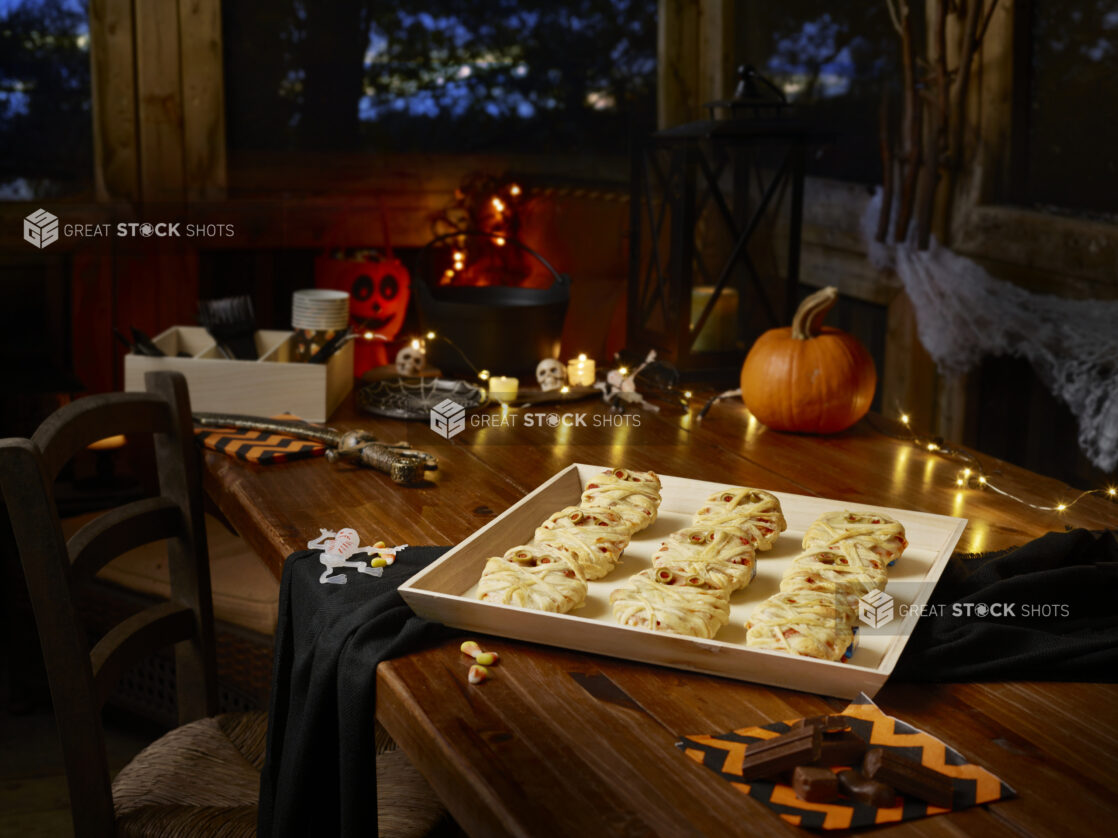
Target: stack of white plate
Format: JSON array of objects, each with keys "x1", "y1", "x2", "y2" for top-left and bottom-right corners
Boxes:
[{"x1": 292, "y1": 289, "x2": 349, "y2": 331}]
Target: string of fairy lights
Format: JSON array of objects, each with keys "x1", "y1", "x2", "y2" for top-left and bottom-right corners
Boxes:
[{"x1": 894, "y1": 412, "x2": 1116, "y2": 515}]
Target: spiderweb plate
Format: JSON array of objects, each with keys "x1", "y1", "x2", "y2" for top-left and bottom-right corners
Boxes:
[{"x1": 357, "y1": 378, "x2": 487, "y2": 420}]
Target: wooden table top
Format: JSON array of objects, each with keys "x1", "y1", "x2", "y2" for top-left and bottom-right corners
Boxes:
[{"x1": 202, "y1": 392, "x2": 1118, "y2": 837}]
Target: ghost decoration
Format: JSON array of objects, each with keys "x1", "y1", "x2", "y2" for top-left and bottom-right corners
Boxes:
[
  {"x1": 535, "y1": 358, "x2": 567, "y2": 391},
  {"x1": 395, "y1": 344, "x2": 427, "y2": 377}
]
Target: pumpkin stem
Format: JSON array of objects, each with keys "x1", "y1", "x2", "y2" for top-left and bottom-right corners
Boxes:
[{"x1": 791, "y1": 286, "x2": 839, "y2": 340}]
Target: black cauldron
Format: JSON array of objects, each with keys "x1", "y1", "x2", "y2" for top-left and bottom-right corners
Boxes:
[{"x1": 414, "y1": 233, "x2": 570, "y2": 378}]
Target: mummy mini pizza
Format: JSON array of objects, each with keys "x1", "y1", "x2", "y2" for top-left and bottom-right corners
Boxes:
[
  {"x1": 745, "y1": 591, "x2": 857, "y2": 661},
  {"x1": 610, "y1": 568, "x2": 731, "y2": 639},
  {"x1": 651, "y1": 525, "x2": 757, "y2": 591},
  {"x1": 477, "y1": 545, "x2": 587, "y2": 613},
  {"x1": 802, "y1": 509, "x2": 908, "y2": 566},
  {"x1": 780, "y1": 547, "x2": 889, "y2": 600},
  {"x1": 534, "y1": 505, "x2": 631, "y2": 580},
  {"x1": 579, "y1": 468, "x2": 662, "y2": 534},
  {"x1": 692, "y1": 487, "x2": 787, "y2": 550}
]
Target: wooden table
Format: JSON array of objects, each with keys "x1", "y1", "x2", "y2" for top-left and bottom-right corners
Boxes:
[{"x1": 203, "y1": 395, "x2": 1118, "y2": 837}]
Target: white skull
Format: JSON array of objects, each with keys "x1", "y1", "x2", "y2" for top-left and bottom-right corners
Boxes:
[
  {"x1": 395, "y1": 345, "x2": 426, "y2": 377},
  {"x1": 535, "y1": 358, "x2": 567, "y2": 391}
]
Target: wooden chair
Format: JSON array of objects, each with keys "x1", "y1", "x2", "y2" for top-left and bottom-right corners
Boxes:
[
  {"x1": 0, "y1": 371, "x2": 265, "y2": 836},
  {"x1": 1, "y1": 370, "x2": 454, "y2": 838}
]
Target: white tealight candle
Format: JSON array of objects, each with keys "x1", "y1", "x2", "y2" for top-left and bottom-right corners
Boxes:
[
  {"x1": 488, "y1": 376, "x2": 519, "y2": 402},
  {"x1": 567, "y1": 355, "x2": 595, "y2": 387}
]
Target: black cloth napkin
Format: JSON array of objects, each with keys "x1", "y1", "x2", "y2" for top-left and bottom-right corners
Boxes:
[
  {"x1": 895, "y1": 529, "x2": 1118, "y2": 681},
  {"x1": 258, "y1": 546, "x2": 456, "y2": 838}
]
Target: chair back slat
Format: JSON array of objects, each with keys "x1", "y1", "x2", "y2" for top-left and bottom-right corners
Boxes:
[
  {"x1": 146, "y1": 372, "x2": 219, "y2": 724},
  {"x1": 90, "y1": 602, "x2": 197, "y2": 709},
  {"x1": 0, "y1": 371, "x2": 218, "y2": 838},
  {"x1": 0, "y1": 438, "x2": 115, "y2": 834},
  {"x1": 68, "y1": 497, "x2": 183, "y2": 584},
  {"x1": 32, "y1": 392, "x2": 171, "y2": 481}
]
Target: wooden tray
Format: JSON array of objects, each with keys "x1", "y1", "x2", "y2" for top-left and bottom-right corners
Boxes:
[{"x1": 399, "y1": 464, "x2": 967, "y2": 698}]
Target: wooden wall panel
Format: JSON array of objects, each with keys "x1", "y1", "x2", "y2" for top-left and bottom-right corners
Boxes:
[
  {"x1": 179, "y1": 0, "x2": 227, "y2": 201},
  {"x1": 134, "y1": 0, "x2": 187, "y2": 204},
  {"x1": 658, "y1": 0, "x2": 700, "y2": 129},
  {"x1": 89, "y1": 0, "x2": 139, "y2": 202}
]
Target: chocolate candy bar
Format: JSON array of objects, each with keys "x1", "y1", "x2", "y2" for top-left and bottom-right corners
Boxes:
[
  {"x1": 792, "y1": 714, "x2": 852, "y2": 733},
  {"x1": 740, "y1": 726, "x2": 820, "y2": 780},
  {"x1": 793, "y1": 715, "x2": 866, "y2": 765},
  {"x1": 815, "y1": 730, "x2": 867, "y2": 766},
  {"x1": 862, "y1": 748, "x2": 955, "y2": 809},
  {"x1": 837, "y1": 769, "x2": 896, "y2": 808},
  {"x1": 792, "y1": 766, "x2": 840, "y2": 803}
]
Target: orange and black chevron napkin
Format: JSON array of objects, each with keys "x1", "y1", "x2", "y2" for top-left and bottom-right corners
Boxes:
[
  {"x1": 677, "y1": 693, "x2": 1014, "y2": 830},
  {"x1": 194, "y1": 415, "x2": 326, "y2": 465}
]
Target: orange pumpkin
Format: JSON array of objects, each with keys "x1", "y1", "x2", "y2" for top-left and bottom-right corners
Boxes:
[{"x1": 740, "y1": 286, "x2": 876, "y2": 434}]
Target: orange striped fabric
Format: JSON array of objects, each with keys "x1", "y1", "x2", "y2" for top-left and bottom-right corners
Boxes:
[
  {"x1": 678, "y1": 693, "x2": 1014, "y2": 830},
  {"x1": 193, "y1": 415, "x2": 326, "y2": 465}
]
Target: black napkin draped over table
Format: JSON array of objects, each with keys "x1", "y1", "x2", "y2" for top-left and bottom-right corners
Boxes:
[
  {"x1": 258, "y1": 530, "x2": 1117, "y2": 837},
  {"x1": 258, "y1": 546, "x2": 455, "y2": 838},
  {"x1": 895, "y1": 529, "x2": 1118, "y2": 681}
]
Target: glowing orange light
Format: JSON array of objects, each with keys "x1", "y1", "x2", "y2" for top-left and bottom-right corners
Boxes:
[{"x1": 509, "y1": 184, "x2": 522, "y2": 196}]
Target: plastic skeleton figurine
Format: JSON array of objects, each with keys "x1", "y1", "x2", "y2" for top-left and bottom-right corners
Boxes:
[
  {"x1": 307, "y1": 528, "x2": 407, "y2": 584},
  {"x1": 595, "y1": 349, "x2": 661, "y2": 413}
]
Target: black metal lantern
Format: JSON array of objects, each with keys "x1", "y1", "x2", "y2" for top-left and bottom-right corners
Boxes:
[{"x1": 628, "y1": 66, "x2": 828, "y2": 373}]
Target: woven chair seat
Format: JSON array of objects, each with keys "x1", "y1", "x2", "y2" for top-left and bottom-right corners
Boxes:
[
  {"x1": 112, "y1": 712, "x2": 448, "y2": 838},
  {"x1": 112, "y1": 711, "x2": 266, "y2": 837}
]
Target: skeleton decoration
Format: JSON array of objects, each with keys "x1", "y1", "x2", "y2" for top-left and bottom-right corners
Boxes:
[
  {"x1": 595, "y1": 349, "x2": 661, "y2": 413},
  {"x1": 535, "y1": 358, "x2": 567, "y2": 391},
  {"x1": 307, "y1": 527, "x2": 408, "y2": 584},
  {"x1": 395, "y1": 343, "x2": 427, "y2": 377}
]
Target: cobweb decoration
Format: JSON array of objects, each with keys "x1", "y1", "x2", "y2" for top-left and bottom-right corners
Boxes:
[{"x1": 862, "y1": 190, "x2": 1118, "y2": 472}]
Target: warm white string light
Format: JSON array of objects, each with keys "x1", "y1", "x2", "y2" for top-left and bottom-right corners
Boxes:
[{"x1": 896, "y1": 412, "x2": 1117, "y2": 515}]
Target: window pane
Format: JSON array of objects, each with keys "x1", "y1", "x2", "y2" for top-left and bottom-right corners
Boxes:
[
  {"x1": 748, "y1": 1, "x2": 900, "y2": 183},
  {"x1": 223, "y1": 0, "x2": 656, "y2": 155},
  {"x1": 0, "y1": 0, "x2": 92, "y2": 200},
  {"x1": 1027, "y1": 0, "x2": 1118, "y2": 214}
]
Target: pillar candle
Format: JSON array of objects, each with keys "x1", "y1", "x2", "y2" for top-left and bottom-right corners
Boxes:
[
  {"x1": 488, "y1": 376, "x2": 519, "y2": 401},
  {"x1": 567, "y1": 356, "x2": 596, "y2": 387}
]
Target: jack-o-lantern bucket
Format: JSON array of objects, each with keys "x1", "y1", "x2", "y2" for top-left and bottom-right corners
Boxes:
[{"x1": 315, "y1": 253, "x2": 411, "y2": 375}]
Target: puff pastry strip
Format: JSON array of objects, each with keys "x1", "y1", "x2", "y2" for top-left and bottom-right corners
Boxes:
[
  {"x1": 692, "y1": 487, "x2": 787, "y2": 550},
  {"x1": 610, "y1": 568, "x2": 730, "y2": 639},
  {"x1": 477, "y1": 545, "x2": 587, "y2": 613},
  {"x1": 579, "y1": 468, "x2": 662, "y2": 534},
  {"x1": 534, "y1": 505, "x2": 630, "y2": 580}
]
